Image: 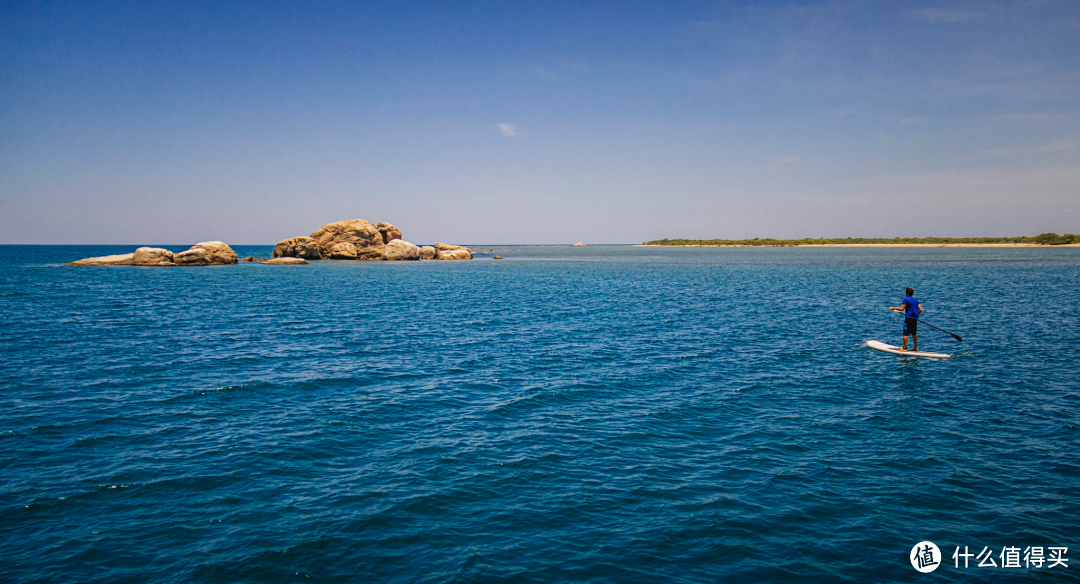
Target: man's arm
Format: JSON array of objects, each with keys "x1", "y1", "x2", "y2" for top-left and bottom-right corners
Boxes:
[{"x1": 918, "y1": 303, "x2": 923, "y2": 315}]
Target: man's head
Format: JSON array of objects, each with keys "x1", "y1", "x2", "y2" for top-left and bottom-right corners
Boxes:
[{"x1": 906, "y1": 287, "x2": 914, "y2": 297}]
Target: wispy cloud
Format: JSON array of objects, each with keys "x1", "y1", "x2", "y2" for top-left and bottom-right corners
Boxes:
[
  {"x1": 911, "y1": 8, "x2": 987, "y2": 23},
  {"x1": 962, "y1": 138, "x2": 1079, "y2": 160},
  {"x1": 771, "y1": 156, "x2": 800, "y2": 167},
  {"x1": 535, "y1": 67, "x2": 561, "y2": 80},
  {"x1": 498, "y1": 123, "x2": 519, "y2": 137}
]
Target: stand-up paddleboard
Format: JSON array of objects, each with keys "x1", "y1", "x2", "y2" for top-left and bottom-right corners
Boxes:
[{"x1": 867, "y1": 340, "x2": 951, "y2": 358}]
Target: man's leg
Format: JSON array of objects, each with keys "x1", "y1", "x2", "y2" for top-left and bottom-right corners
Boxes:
[
  {"x1": 902, "y1": 334, "x2": 909, "y2": 350},
  {"x1": 912, "y1": 334, "x2": 917, "y2": 352}
]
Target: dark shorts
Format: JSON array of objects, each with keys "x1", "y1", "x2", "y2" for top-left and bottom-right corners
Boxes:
[{"x1": 904, "y1": 318, "x2": 918, "y2": 336}]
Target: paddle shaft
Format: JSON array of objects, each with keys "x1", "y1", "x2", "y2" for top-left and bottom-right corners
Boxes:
[{"x1": 891, "y1": 310, "x2": 963, "y2": 342}]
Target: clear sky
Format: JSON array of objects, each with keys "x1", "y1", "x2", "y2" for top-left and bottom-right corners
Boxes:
[{"x1": 2, "y1": 1, "x2": 1078, "y2": 244}]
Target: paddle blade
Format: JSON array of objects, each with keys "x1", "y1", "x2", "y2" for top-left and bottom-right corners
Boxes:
[{"x1": 951, "y1": 333, "x2": 963, "y2": 342}]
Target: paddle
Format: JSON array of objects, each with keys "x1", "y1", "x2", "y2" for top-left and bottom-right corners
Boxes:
[{"x1": 890, "y1": 309, "x2": 963, "y2": 342}]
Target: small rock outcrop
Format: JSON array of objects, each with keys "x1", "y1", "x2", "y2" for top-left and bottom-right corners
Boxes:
[
  {"x1": 383, "y1": 240, "x2": 421, "y2": 261},
  {"x1": 310, "y1": 219, "x2": 384, "y2": 260},
  {"x1": 174, "y1": 241, "x2": 239, "y2": 266},
  {"x1": 68, "y1": 253, "x2": 135, "y2": 266},
  {"x1": 573, "y1": 242, "x2": 587, "y2": 247},
  {"x1": 239, "y1": 257, "x2": 267, "y2": 262},
  {"x1": 261, "y1": 257, "x2": 309, "y2": 265},
  {"x1": 377, "y1": 222, "x2": 402, "y2": 244},
  {"x1": 420, "y1": 246, "x2": 436, "y2": 260},
  {"x1": 272, "y1": 236, "x2": 321, "y2": 260},
  {"x1": 493, "y1": 255, "x2": 503, "y2": 259},
  {"x1": 434, "y1": 243, "x2": 473, "y2": 260},
  {"x1": 132, "y1": 247, "x2": 176, "y2": 266},
  {"x1": 328, "y1": 242, "x2": 358, "y2": 259},
  {"x1": 439, "y1": 248, "x2": 472, "y2": 260}
]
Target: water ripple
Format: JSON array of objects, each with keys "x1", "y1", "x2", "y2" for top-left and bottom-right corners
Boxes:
[{"x1": 0, "y1": 245, "x2": 1077, "y2": 582}]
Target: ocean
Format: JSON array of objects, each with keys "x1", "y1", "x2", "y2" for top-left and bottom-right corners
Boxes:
[{"x1": 1, "y1": 244, "x2": 1077, "y2": 583}]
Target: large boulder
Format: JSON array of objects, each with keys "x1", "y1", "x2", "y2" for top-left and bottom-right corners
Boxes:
[
  {"x1": 132, "y1": 247, "x2": 176, "y2": 266},
  {"x1": 272, "y1": 236, "x2": 321, "y2": 260},
  {"x1": 310, "y1": 219, "x2": 384, "y2": 260},
  {"x1": 382, "y1": 239, "x2": 421, "y2": 261},
  {"x1": 438, "y1": 248, "x2": 473, "y2": 260},
  {"x1": 175, "y1": 241, "x2": 239, "y2": 266},
  {"x1": 68, "y1": 253, "x2": 134, "y2": 266},
  {"x1": 420, "y1": 246, "x2": 436, "y2": 260},
  {"x1": 261, "y1": 257, "x2": 309, "y2": 265},
  {"x1": 434, "y1": 242, "x2": 473, "y2": 260},
  {"x1": 377, "y1": 222, "x2": 403, "y2": 244},
  {"x1": 328, "y1": 242, "x2": 358, "y2": 260}
]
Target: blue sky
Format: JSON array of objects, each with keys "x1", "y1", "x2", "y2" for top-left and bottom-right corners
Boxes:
[{"x1": 2, "y1": 0, "x2": 1078, "y2": 244}]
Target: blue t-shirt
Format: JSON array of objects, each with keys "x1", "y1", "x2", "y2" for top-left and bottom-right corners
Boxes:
[{"x1": 902, "y1": 296, "x2": 920, "y2": 319}]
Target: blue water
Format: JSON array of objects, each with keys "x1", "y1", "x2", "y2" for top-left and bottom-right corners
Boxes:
[{"x1": 1, "y1": 245, "x2": 1078, "y2": 583}]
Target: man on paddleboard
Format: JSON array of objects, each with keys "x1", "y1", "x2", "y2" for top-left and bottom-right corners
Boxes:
[{"x1": 889, "y1": 287, "x2": 923, "y2": 352}]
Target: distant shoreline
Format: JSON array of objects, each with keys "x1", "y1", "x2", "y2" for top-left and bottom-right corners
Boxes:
[
  {"x1": 638, "y1": 243, "x2": 1080, "y2": 248},
  {"x1": 640, "y1": 233, "x2": 1080, "y2": 247}
]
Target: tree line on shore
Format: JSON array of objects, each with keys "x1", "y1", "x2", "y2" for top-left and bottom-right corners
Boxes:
[{"x1": 643, "y1": 233, "x2": 1080, "y2": 246}]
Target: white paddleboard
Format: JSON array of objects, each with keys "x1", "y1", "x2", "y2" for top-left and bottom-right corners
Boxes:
[{"x1": 867, "y1": 340, "x2": 951, "y2": 359}]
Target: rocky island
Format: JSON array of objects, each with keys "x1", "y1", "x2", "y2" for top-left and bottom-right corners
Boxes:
[{"x1": 69, "y1": 219, "x2": 473, "y2": 266}]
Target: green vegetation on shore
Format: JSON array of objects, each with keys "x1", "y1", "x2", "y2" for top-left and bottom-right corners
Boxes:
[{"x1": 642, "y1": 233, "x2": 1080, "y2": 246}]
